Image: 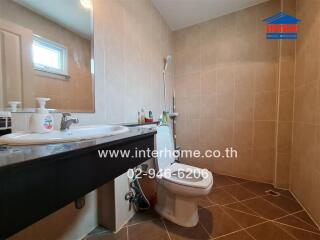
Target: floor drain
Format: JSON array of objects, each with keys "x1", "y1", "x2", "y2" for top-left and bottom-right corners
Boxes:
[{"x1": 265, "y1": 190, "x2": 281, "y2": 197}]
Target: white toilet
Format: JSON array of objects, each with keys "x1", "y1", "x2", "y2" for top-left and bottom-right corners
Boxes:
[{"x1": 154, "y1": 125, "x2": 213, "y2": 227}]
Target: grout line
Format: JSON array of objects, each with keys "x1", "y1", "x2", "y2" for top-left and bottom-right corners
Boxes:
[
  {"x1": 274, "y1": 30, "x2": 282, "y2": 188},
  {"x1": 277, "y1": 223, "x2": 300, "y2": 240},
  {"x1": 126, "y1": 225, "x2": 129, "y2": 240},
  {"x1": 260, "y1": 196, "x2": 294, "y2": 214},
  {"x1": 288, "y1": 212, "x2": 320, "y2": 230},
  {"x1": 219, "y1": 171, "x2": 277, "y2": 186},
  {"x1": 288, "y1": 190, "x2": 320, "y2": 230},
  {"x1": 272, "y1": 209, "x2": 304, "y2": 221},
  {"x1": 126, "y1": 217, "x2": 161, "y2": 227},
  {"x1": 210, "y1": 174, "x2": 319, "y2": 228},
  {"x1": 215, "y1": 208, "x2": 268, "y2": 239},
  {"x1": 212, "y1": 205, "x2": 243, "y2": 239},
  {"x1": 211, "y1": 217, "x2": 315, "y2": 240},
  {"x1": 244, "y1": 194, "x2": 292, "y2": 217},
  {"x1": 243, "y1": 229, "x2": 257, "y2": 240},
  {"x1": 161, "y1": 218, "x2": 172, "y2": 240},
  {"x1": 273, "y1": 220, "x2": 320, "y2": 236},
  {"x1": 214, "y1": 182, "x2": 239, "y2": 189},
  {"x1": 211, "y1": 228, "x2": 245, "y2": 240},
  {"x1": 222, "y1": 200, "x2": 320, "y2": 237},
  {"x1": 289, "y1": 0, "x2": 298, "y2": 189},
  {"x1": 198, "y1": 220, "x2": 213, "y2": 239},
  {"x1": 223, "y1": 202, "x2": 268, "y2": 220},
  {"x1": 220, "y1": 197, "x2": 261, "y2": 240}
]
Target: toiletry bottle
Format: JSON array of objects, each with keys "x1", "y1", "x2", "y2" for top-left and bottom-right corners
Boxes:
[
  {"x1": 138, "y1": 111, "x2": 141, "y2": 124},
  {"x1": 8, "y1": 101, "x2": 21, "y2": 112},
  {"x1": 149, "y1": 111, "x2": 153, "y2": 121},
  {"x1": 162, "y1": 110, "x2": 169, "y2": 125},
  {"x1": 29, "y1": 98, "x2": 54, "y2": 133},
  {"x1": 140, "y1": 108, "x2": 146, "y2": 124}
]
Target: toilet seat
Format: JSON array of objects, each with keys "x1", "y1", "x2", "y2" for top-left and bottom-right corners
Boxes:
[{"x1": 159, "y1": 163, "x2": 213, "y2": 189}]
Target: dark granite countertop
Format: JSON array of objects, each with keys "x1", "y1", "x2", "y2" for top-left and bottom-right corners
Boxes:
[{"x1": 0, "y1": 126, "x2": 156, "y2": 169}]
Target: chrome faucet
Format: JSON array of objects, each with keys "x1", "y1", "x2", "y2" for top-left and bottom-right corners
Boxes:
[{"x1": 60, "y1": 113, "x2": 79, "y2": 130}]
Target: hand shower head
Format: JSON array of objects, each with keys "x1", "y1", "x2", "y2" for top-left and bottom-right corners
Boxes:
[
  {"x1": 164, "y1": 55, "x2": 173, "y2": 72},
  {"x1": 166, "y1": 55, "x2": 172, "y2": 64}
]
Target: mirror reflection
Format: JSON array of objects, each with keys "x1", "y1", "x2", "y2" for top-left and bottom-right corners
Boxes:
[{"x1": 0, "y1": 0, "x2": 94, "y2": 112}]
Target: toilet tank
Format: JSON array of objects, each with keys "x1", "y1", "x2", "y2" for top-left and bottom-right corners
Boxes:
[{"x1": 155, "y1": 125, "x2": 175, "y2": 171}]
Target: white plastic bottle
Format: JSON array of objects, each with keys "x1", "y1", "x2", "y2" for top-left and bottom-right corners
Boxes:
[{"x1": 29, "y1": 98, "x2": 54, "y2": 133}]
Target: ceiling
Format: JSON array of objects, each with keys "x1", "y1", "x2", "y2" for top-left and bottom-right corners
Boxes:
[
  {"x1": 151, "y1": 0, "x2": 269, "y2": 30},
  {"x1": 13, "y1": 0, "x2": 92, "y2": 39}
]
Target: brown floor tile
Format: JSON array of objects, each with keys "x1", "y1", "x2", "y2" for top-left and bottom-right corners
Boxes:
[
  {"x1": 241, "y1": 181, "x2": 275, "y2": 196},
  {"x1": 213, "y1": 174, "x2": 237, "y2": 188},
  {"x1": 199, "y1": 206, "x2": 241, "y2": 238},
  {"x1": 164, "y1": 220, "x2": 210, "y2": 240},
  {"x1": 277, "y1": 189, "x2": 295, "y2": 200},
  {"x1": 207, "y1": 188, "x2": 238, "y2": 205},
  {"x1": 84, "y1": 227, "x2": 127, "y2": 240},
  {"x1": 127, "y1": 208, "x2": 160, "y2": 225},
  {"x1": 275, "y1": 214, "x2": 320, "y2": 233},
  {"x1": 223, "y1": 184, "x2": 257, "y2": 201},
  {"x1": 294, "y1": 211, "x2": 319, "y2": 229},
  {"x1": 214, "y1": 230, "x2": 254, "y2": 240},
  {"x1": 227, "y1": 176, "x2": 251, "y2": 184},
  {"x1": 279, "y1": 223, "x2": 320, "y2": 240},
  {"x1": 198, "y1": 196, "x2": 214, "y2": 208},
  {"x1": 222, "y1": 206, "x2": 266, "y2": 228},
  {"x1": 247, "y1": 222, "x2": 296, "y2": 240},
  {"x1": 224, "y1": 202, "x2": 258, "y2": 215},
  {"x1": 241, "y1": 197, "x2": 287, "y2": 220},
  {"x1": 263, "y1": 195, "x2": 302, "y2": 213},
  {"x1": 128, "y1": 219, "x2": 169, "y2": 240}
]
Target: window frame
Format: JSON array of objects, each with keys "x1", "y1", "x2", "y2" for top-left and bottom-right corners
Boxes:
[{"x1": 32, "y1": 35, "x2": 68, "y2": 76}]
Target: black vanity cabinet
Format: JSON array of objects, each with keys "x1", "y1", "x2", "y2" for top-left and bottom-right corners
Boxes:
[{"x1": 0, "y1": 128, "x2": 155, "y2": 239}]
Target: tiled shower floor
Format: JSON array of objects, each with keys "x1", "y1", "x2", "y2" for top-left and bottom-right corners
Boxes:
[{"x1": 84, "y1": 174, "x2": 320, "y2": 240}]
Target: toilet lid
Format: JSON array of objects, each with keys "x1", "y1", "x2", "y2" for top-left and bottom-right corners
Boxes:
[
  {"x1": 161, "y1": 163, "x2": 213, "y2": 189},
  {"x1": 155, "y1": 125, "x2": 176, "y2": 171}
]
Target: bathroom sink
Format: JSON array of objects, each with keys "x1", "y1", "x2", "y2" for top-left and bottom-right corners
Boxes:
[{"x1": 0, "y1": 125, "x2": 129, "y2": 145}]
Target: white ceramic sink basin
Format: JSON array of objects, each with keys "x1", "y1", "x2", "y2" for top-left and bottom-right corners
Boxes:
[{"x1": 0, "y1": 125, "x2": 129, "y2": 145}]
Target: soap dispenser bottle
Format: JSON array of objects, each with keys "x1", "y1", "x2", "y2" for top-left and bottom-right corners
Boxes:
[{"x1": 29, "y1": 98, "x2": 54, "y2": 133}]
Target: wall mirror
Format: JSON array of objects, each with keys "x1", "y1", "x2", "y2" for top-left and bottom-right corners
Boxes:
[{"x1": 0, "y1": 0, "x2": 94, "y2": 113}]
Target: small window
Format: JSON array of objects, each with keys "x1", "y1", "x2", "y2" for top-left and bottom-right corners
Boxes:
[{"x1": 32, "y1": 35, "x2": 68, "y2": 76}]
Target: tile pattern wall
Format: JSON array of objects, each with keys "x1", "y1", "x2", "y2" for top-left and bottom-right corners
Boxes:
[
  {"x1": 9, "y1": 0, "x2": 174, "y2": 239},
  {"x1": 274, "y1": 0, "x2": 296, "y2": 189},
  {"x1": 93, "y1": 0, "x2": 174, "y2": 124},
  {"x1": 291, "y1": 0, "x2": 320, "y2": 226},
  {"x1": 174, "y1": 0, "x2": 280, "y2": 183}
]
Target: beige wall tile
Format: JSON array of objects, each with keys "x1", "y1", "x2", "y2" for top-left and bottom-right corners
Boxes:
[
  {"x1": 278, "y1": 90, "x2": 294, "y2": 121},
  {"x1": 253, "y1": 121, "x2": 276, "y2": 149},
  {"x1": 252, "y1": 147, "x2": 275, "y2": 182},
  {"x1": 276, "y1": 152, "x2": 291, "y2": 188},
  {"x1": 235, "y1": 91, "x2": 254, "y2": 121},
  {"x1": 201, "y1": 70, "x2": 216, "y2": 96},
  {"x1": 254, "y1": 92, "x2": 277, "y2": 121},
  {"x1": 233, "y1": 121, "x2": 254, "y2": 148},
  {"x1": 174, "y1": 0, "x2": 281, "y2": 183},
  {"x1": 216, "y1": 68, "x2": 235, "y2": 95},
  {"x1": 277, "y1": 122, "x2": 292, "y2": 153},
  {"x1": 254, "y1": 63, "x2": 278, "y2": 93},
  {"x1": 291, "y1": 0, "x2": 320, "y2": 226}
]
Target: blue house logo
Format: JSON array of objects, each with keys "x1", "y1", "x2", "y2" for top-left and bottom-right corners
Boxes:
[{"x1": 263, "y1": 12, "x2": 301, "y2": 40}]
